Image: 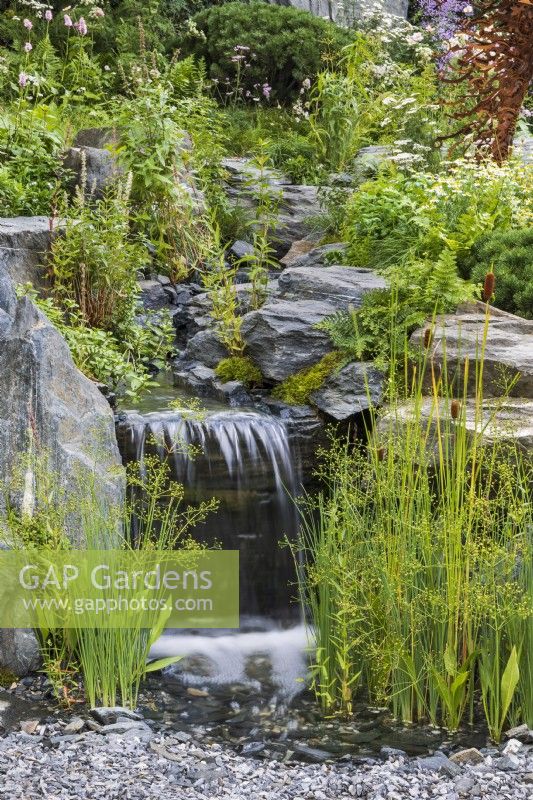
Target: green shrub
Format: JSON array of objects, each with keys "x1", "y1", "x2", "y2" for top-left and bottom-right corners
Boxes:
[
  {"x1": 215, "y1": 355, "x2": 262, "y2": 387},
  {"x1": 272, "y1": 352, "x2": 344, "y2": 406},
  {"x1": 460, "y1": 228, "x2": 533, "y2": 320},
  {"x1": 0, "y1": 106, "x2": 63, "y2": 216},
  {"x1": 182, "y1": 2, "x2": 350, "y2": 104}
]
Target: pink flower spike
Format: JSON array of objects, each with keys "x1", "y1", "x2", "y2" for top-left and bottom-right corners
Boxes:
[
  {"x1": 23, "y1": 19, "x2": 33, "y2": 31},
  {"x1": 18, "y1": 71, "x2": 28, "y2": 88},
  {"x1": 24, "y1": 42, "x2": 33, "y2": 53},
  {"x1": 64, "y1": 14, "x2": 73, "y2": 28},
  {"x1": 45, "y1": 10, "x2": 53, "y2": 22},
  {"x1": 76, "y1": 17, "x2": 88, "y2": 36}
]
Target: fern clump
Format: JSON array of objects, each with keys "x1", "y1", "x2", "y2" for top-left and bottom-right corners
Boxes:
[
  {"x1": 215, "y1": 356, "x2": 262, "y2": 388},
  {"x1": 318, "y1": 250, "x2": 474, "y2": 367},
  {"x1": 272, "y1": 352, "x2": 344, "y2": 405}
]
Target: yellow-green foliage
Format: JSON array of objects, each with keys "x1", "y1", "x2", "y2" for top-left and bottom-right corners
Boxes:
[
  {"x1": 0, "y1": 667, "x2": 18, "y2": 687},
  {"x1": 273, "y1": 352, "x2": 344, "y2": 405},
  {"x1": 215, "y1": 356, "x2": 262, "y2": 387}
]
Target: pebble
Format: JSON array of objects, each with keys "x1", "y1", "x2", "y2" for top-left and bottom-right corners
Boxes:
[
  {"x1": 450, "y1": 748, "x2": 485, "y2": 765},
  {"x1": 0, "y1": 729, "x2": 530, "y2": 800}
]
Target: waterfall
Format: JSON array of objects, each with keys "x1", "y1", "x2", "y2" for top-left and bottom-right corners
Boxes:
[{"x1": 116, "y1": 408, "x2": 302, "y2": 624}]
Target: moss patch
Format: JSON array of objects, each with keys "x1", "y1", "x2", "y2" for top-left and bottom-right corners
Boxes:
[
  {"x1": 0, "y1": 667, "x2": 18, "y2": 687},
  {"x1": 272, "y1": 351, "x2": 344, "y2": 405},
  {"x1": 215, "y1": 356, "x2": 263, "y2": 388}
]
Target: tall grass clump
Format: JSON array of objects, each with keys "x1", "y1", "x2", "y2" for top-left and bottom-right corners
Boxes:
[
  {"x1": 294, "y1": 314, "x2": 533, "y2": 740},
  {"x1": 2, "y1": 450, "x2": 217, "y2": 709}
]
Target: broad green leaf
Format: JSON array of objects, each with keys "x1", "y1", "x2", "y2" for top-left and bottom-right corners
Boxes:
[{"x1": 144, "y1": 655, "x2": 182, "y2": 674}]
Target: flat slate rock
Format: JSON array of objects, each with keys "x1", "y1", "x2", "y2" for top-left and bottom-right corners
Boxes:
[
  {"x1": 277, "y1": 265, "x2": 386, "y2": 308},
  {"x1": 378, "y1": 397, "x2": 533, "y2": 452},
  {"x1": 310, "y1": 362, "x2": 384, "y2": 420},
  {"x1": 411, "y1": 305, "x2": 533, "y2": 398}
]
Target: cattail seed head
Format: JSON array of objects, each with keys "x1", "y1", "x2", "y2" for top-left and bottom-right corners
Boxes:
[
  {"x1": 450, "y1": 399, "x2": 461, "y2": 420},
  {"x1": 377, "y1": 446, "x2": 386, "y2": 462},
  {"x1": 483, "y1": 272, "x2": 495, "y2": 303},
  {"x1": 423, "y1": 328, "x2": 432, "y2": 349}
]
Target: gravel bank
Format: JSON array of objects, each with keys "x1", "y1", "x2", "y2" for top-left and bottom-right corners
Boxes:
[{"x1": 0, "y1": 726, "x2": 532, "y2": 800}]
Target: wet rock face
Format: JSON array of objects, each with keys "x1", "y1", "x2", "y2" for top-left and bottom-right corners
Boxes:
[
  {"x1": 411, "y1": 305, "x2": 533, "y2": 398},
  {"x1": 0, "y1": 217, "x2": 53, "y2": 289}
]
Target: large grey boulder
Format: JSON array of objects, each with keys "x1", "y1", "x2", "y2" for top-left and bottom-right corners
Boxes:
[
  {"x1": 185, "y1": 330, "x2": 229, "y2": 368},
  {"x1": 0, "y1": 217, "x2": 53, "y2": 289},
  {"x1": 241, "y1": 247, "x2": 386, "y2": 381},
  {"x1": 241, "y1": 299, "x2": 336, "y2": 382},
  {"x1": 0, "y1": 290, "x2": 124, "y2": 528},
  {"x1": 310, "y1": 362, "x2": 384, "y2": 420},
  {"x1": 411, "y1": 305, "x2": 533, "y2": 398},
  {"x1": 63, "y1": 146, "x2": 122, "y2": 199},
  {"x1": 379, "y1": 397, "x2": 533, "y2": 454},
  {"x1": 0, "y1": 630, "x2": 41, "y2": 677},
  {"x1": 222, "y1": 158, "x2": 321, "y2": 257},
  {"x1": 64, "y1": 127, "x2": 200, "y2": 204}
]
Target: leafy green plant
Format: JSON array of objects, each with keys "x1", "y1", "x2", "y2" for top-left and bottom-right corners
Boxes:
[
  {"x1": 460, "y1": 228, "x2": 533, "y2": 319},
  {"x1": 236, "y1": 142, "x2": 280, "y2": 309},
  {"x1": 318, "y1": 251, "x2": 474, "y2": 368},
  {"x1": 182, "y1": 2, "x2": 350, "y2": 104},
  {"x1": 215, "y1": 356, "x2": 262, "y2": 387},
  {"x1": 344, "y1": 159, "x2": 533, "y2": 271},
  {"x1": 0, "y1": 104, "x2": 63, "y2": 215},
  {"x1": 20, "y1": 288, "x2": 170, "y2": 400},
  {"x1": 51, "y1": 174, "x2": 145, "y2": 333}
]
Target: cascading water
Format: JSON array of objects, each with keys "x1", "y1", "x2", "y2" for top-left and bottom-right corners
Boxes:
[{"x1": 116, "y1": 404, "x2": 303, "y2": 624}]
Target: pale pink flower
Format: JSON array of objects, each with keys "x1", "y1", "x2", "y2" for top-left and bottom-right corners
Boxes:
[
  {"x1": 45, "y1": 10, "x2": 53, "y2": 22},
  {"x1": 23, "y1": 19, "x2": 33, "y2": 30},
  {"x1": 18, "y1": 71, "x2": 28, "y2": 88},
  {"x1": 24, "y1": 42, "x2": 33, "y2": 53},
  {"x1": 75, "y1": 17, "x2": 88, "y2": 36},
  {"x1": 64, "y1": 14, "x2": 73, "y2": 28},
  {"x1": 91, "y1": 7, "x2": 105, "y2": 18}
]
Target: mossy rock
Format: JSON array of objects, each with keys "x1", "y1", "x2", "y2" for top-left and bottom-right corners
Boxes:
[
  {"x1": 215, "y1": 356, "x2": 262, "y2": 388},
  {"x1": 272, "y1": 351, "x2": 345, "y2": 405}
]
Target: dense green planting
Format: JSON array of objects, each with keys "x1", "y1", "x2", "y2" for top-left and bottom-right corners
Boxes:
[
  {"x1": 294, "y1": 322, "x2": 533, "y2": 738},
  {"x1": 182, "y1": 2, "x2": 350, "y2": 104},
  {"x1": 461, "y1": 228, "x2": 533, "y2": 320}
]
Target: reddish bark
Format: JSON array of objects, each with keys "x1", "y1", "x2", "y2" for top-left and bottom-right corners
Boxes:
[{"x1": 442, "y1": 0, "x2": 533, "y2": 163}]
